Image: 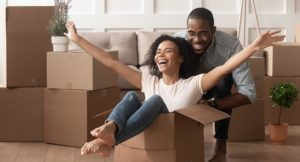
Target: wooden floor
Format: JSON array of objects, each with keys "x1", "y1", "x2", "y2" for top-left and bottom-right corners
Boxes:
[{"x1": 1, "y1": 125, "x2": 300, "y2": 162}]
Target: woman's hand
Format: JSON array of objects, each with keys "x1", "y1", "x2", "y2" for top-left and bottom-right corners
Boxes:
[
  {"x1": 65, "y1": 21, "x2": 81, "y2": 43},
  {"x1": 252, "y1": 30, "x2": 285, "y2": 51}
]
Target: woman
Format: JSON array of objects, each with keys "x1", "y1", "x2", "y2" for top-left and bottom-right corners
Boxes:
[{"x1": 65, "y1": 21, "x2": 284, "y2": 157}]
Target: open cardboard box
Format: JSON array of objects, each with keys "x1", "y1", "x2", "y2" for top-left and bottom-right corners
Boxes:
[{"x1": 114, "y1": 104, "x2": 230, "y2": 162}]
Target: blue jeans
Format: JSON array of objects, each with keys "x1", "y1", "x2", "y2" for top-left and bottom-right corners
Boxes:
[{"x1": 107, "y1": 91, "x2": 169, "y2": 145}]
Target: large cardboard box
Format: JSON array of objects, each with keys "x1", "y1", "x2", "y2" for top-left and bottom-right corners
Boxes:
[
  {"x1": 0, "y1": 88, "x2": 44, "y2": 141},
  {"x1": 228, "y1": 99, "x2": 264, "y2": 141},
  {"x1": 113, "y1": 104, "x2": 230, "y2": 162},
  {"x1": 44, "y1": 87, "x2": 120, "y2": 147},
  {"x1": 5, "y1": 7, "x2": 53, "y2": 87},
  {"x1": 264, "y1": 43, "x2": 300, "y2": 76},
  {"x1": 47, "y1": 51, "x2": 118, "y2": 90},
  {"x1": 264, "y1": 76, "x2": 300, "y2": 124}
]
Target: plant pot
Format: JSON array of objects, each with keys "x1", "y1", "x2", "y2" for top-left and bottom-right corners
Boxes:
[
  {"x1": 51, "y1": 36, "x2": 69, "y2": 52},
  {"x1": 268, "y1": 123, "x2": 288, "y2": 144}
]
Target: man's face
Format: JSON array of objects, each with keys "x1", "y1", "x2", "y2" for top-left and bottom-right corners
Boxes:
[{"x1": 186, "y1": 18, "x2": 215, "y2": 55}]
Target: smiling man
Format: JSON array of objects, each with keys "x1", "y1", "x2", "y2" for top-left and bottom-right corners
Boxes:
[{"x1": 174, "y1": 8, "x2": 256, "y2": 162}]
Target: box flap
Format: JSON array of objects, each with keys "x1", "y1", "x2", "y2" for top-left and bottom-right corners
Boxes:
[{"x1": 175, "y1": 104, "x2": 230, "y2": 125}]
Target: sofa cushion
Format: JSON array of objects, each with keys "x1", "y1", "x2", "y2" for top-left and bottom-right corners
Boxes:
[{"x1": 69, "y1": 32, "x2": 138, "y2": 66}]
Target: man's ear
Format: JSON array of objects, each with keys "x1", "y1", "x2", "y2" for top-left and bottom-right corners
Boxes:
[{"x1": 212, "y1": 26, "x2": 217, "y2": 34}]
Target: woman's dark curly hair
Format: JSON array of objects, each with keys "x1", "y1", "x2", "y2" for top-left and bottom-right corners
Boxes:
[{"x1": 143, "y1": 34, "x2": 198, "y2": 79}]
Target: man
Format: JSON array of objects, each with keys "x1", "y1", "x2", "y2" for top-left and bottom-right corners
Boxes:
[{"x1": 174, "y1": 7, "x2": 256, "y2": 162}]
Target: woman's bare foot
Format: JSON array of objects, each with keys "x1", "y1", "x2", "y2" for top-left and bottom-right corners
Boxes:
[
  {"x1": 81, "y1": 138, "x2": 112, "y2": 157},
  {"x1": 90, "y1": 121, "x2": 116, "y2": 146}
]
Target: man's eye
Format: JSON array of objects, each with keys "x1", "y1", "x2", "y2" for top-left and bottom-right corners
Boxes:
[{"x1": 188, "y1": 32, "x2": 195, "y2": 36}]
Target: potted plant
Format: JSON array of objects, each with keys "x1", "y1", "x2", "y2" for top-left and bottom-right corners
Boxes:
[
  {"x1": 268, "y1": 82, "x2": 298, "y2": 144},
  {"x1": 48, "y1": 0, "x2": 72, "y2": 52}
]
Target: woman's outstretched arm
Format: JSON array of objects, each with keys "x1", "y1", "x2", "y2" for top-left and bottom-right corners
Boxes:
[
  {"x1": 65, "y1": 21, "x2": 142, "y2": 89},
  {"x1": 201, "y1": 30, "x2": 285, "y2": 93}
]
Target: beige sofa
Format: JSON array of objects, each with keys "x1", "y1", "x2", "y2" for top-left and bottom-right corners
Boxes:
[{"x1": 68, "y1": 30, "x2": 237, "y2": 96}]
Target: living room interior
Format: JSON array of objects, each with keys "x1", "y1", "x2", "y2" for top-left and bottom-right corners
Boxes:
[{"x1": 1, "y1": 0, "x2": 300, "y2": 162}]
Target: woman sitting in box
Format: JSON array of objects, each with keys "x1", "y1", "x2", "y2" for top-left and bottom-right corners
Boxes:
[{"x1": 65, "y1": 21, "x2": 284, "y2": 157}]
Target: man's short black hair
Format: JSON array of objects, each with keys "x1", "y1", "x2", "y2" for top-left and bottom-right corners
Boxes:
[{"x1": 187, "y1": 7, "x2": 214, "y2": 28}]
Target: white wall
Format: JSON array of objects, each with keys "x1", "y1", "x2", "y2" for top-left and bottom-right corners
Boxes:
[{"x1": 0, "y1": 0, "x2": 6, "y2": 87}]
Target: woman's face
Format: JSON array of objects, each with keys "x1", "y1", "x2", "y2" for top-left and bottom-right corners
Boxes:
[{"x1": 154, "y1": 40, "x2": 183, "y2": 75}]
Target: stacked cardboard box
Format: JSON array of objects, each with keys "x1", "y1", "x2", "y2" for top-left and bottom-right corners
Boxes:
[
  {"x1": 44, "y1": 51, "x2": 120, "y2": 147},
  {"x1": 264, "y1": 42, "x2": 300, "y2": 124},
  {"x1": 0, "y1": 88, "x2": 44, "y2": 141},
  {"x1": 5, "y1": 7, "x2": 52, "y2": 87},
  {"x1": 228, "y1": 56, "x2": 265, "y2": 141},
  {"x1": 0, "y1": 7, "x2": 53, "y2": 141},
  {"x1": 47, "y1": 51, "x2": 118, "y2": 90},
  {"x1": 114, "y1": 105, "x2": 230, "y2": 162}
]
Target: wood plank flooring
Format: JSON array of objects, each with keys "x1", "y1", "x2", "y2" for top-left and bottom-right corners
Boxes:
[{"x1": 1, "y1": 125, "x2": 300, "y2": 162}]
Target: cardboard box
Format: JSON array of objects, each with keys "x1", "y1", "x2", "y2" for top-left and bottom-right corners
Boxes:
[
  {"x1": 264, "y1": 76, "x2": 300, "y2": 124},
  {"x1": 0, "y1": 88, "x2": 44, "y2": 141},
  {"x1": 47, "y1": 51, "x2": 118, "y2": 90},
  {"x1": 295, "y1": 24, "x2": 300, "y2": 43},
  {"x1": 264, "y1": 43, "x2": 300, "y2": 76},
  {"x1": 5, "y1": 7, "x2": 53, "y2": 87},
  {"x1": 114, "y1": 104, "x2": 230, "y2": 162},
  {"x1": 44, "y1": 87, "x2": 120, "y2": 147},
  {"x1": 249, "y1": 56, "x2": 265, "y2": 78},
  {"x1": 228, "y1": 99, "x2": 264, "y2": 141}
]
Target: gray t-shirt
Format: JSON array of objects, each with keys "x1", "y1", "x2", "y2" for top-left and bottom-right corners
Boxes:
[{"x1": 173, "y1": 30, "x2": 256, "y2": 103}]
